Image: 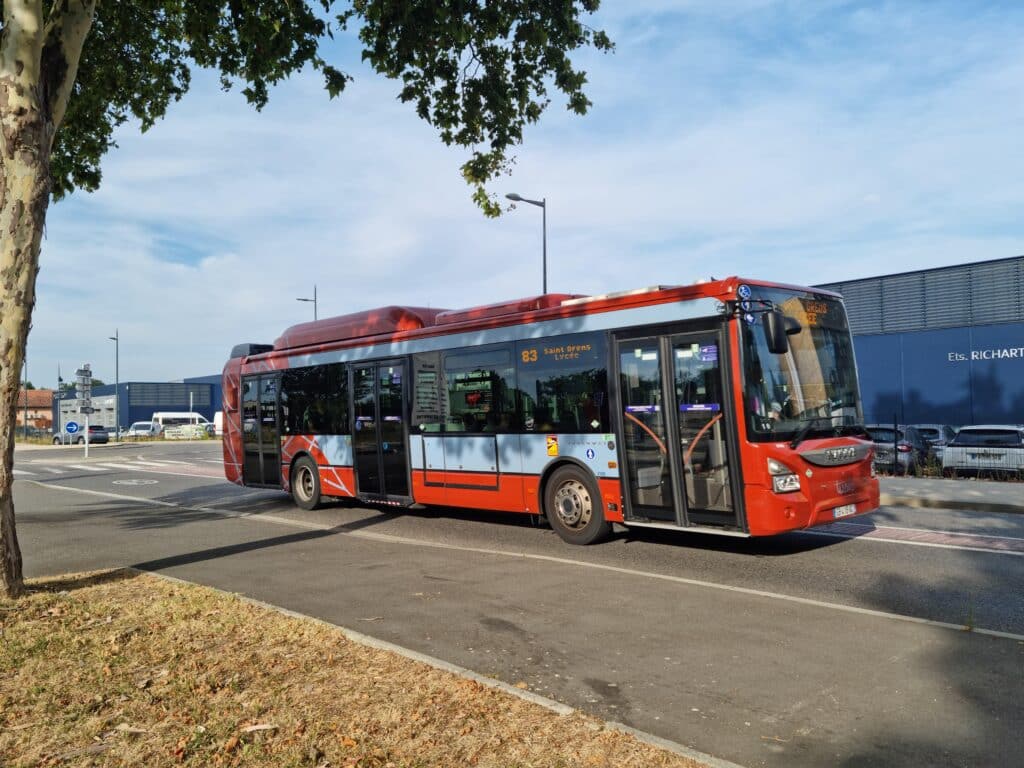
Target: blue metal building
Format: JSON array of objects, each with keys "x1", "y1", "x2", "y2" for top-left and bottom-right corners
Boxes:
[
  {"x1": 54, "y1": 376, "x2": 222, "y2": 432},
  {"x1": 818, "y1": 255, "x2": 1024, "y2": 426}
]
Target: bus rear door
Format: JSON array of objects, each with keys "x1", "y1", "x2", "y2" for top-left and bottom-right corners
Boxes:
[{"x1": 352, "y1": 360, "x2": 411, "y2": 503}]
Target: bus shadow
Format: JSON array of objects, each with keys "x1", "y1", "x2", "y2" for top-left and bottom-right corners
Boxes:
[{"x1": 615, "y1": 524, "x2": 864, "y2": 556}]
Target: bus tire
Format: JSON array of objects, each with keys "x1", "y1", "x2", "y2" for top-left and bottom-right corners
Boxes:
[
  {"x1": 291, "y1": 456, "x2": 323, "y2": 510},
  {"x1": 544, "y1": 465, "x2": 611, "y2": 545}
]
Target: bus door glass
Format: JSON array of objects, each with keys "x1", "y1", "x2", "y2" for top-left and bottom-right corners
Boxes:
[
  {"x1": 379, "y1": 363, "x2": 409, "y2": 497},
  {"x1": 259, "y1": 376, "x2": 281, "y2": 486},
  {"x1": 618, "y1": 339, "x2": 676, "y2": 522},
  {"x1": 242, "y1": 376, "x2": 261, "y2": 484},
  {"x1": 352, "y1": 361, "x2": 409, "y2": 499},
  {"x1": 242, "y1": 374, "x2": 280, "y2": 486},
  {"x1": 672, "y1": 333, "x2": 734, "y2": 519}
]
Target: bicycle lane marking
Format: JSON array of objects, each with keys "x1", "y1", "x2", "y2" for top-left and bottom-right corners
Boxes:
[{"x1": 803, "y1": 521, "x2": 1024, "y2": 555}]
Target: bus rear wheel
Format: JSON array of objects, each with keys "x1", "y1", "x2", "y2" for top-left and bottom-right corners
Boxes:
[
  {"x1": 544, "y1": 465, "x2": 611, "y2": 545},
  {"x1": 291, "y1": 456, "x2": 322, "y2": 510}
]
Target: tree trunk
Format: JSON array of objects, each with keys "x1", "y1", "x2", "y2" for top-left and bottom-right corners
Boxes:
[
  {"x1": 0, "y1": 1, "x2": 96, "y2": 600},
  {"x1": 1, "y1": 9, "x2": 57, "y2": 599},
  {"x1": 0, "y1": 79, "x2": 52, "y2": 602}
]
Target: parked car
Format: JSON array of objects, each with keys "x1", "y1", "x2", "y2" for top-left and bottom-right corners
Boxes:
[
  {"x1": 864, "y1": 424, "x2": 930, "y2": 474},
  {"x1": 126, "y1": 421, "x2": 162, "y2": 438},
  {"x1": 942, "y1": 425, "x2": 1024, "y2": 478},
  {"x1": 912, "y1": 424, "x2": 958, "y2": 462},
  {"x1": 53, "y1": 424, "x2": 109, "y2": 445}
]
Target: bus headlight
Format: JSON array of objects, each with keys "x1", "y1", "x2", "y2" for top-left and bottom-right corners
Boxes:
[{"x1": 768, "y1": 458, "x2": 800, "y2": 494}]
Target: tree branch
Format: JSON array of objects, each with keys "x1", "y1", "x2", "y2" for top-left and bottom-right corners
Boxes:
[{"x1": 40, "y1": 0, "x2": 95, "y2": 145}]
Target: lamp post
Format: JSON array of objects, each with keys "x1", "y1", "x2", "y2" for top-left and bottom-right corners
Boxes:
[
  {"x1": 23, "y1": 357, "x2": 28, "y2": 439},
  {"x1": 56, "y1": 366, "x2": 63, "y2": 440},
  {"x1": 297, "y1": 284, "x2": 318, "y2": 320},
  {"x1": 505, "y1": 193, "x2": 547, "y2": 294},
  {"x1": 108, "y1": 329, "x2": 119, "y2": 442}
]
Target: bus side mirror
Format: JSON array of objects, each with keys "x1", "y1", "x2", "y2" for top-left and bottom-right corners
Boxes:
[
  {"x1": 763, "y1": 310, "x2": 790, "y2": 354},
  {"x1": 784, "y1": 317, "x2": 801, "y2": 335}
]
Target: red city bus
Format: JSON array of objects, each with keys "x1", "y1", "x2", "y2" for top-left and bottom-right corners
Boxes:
[{"x1": 222, "y1": 278, "x2": 879, "y2": 543}]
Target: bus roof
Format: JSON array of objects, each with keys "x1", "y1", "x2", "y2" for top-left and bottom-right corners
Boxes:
[{"x1": 243, "y1": 277, "x2": 840, "y2": 360}]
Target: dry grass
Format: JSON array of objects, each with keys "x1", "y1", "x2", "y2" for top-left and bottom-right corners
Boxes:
[{"x1": 1, "y1": 570, "x2": 704, "y2": 768}]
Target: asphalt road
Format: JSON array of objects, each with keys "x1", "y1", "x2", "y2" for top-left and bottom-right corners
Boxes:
[{"x1": 12, "y1": 441, "x2": 1024, "y2": 768}]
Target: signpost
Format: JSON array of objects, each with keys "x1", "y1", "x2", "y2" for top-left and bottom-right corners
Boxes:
[{"x1": 75, "y1": 364, "x2": 92, "y2": 458}]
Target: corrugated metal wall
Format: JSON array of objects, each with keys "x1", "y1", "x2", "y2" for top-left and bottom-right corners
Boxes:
[{"x1": 819, "y1": 256, "x2": 1024, "y2": 335}]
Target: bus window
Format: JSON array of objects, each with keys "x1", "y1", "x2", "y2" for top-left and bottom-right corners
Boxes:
[
  {"x1": 411, "y1": 352, "x2": 446, "y2": 433},
  {"x1": 516, "y1": 332, "x2": 609, "y2": 433},
  {"x1": 280, "y1": 363, "x2": 349, "y2": 435},
  {"x1": 443, "y1": 347, "x2": 517, "y2": 433}
]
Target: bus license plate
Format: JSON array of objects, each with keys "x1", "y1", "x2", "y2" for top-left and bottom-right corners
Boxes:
[{"x1": 833, "y1": 504, "x2": 857, "y2": 519}]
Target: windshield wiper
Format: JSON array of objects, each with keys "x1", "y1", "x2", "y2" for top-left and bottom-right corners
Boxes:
[{"x1": 790, "y1": 417, "x2": 832, "y2": 449}]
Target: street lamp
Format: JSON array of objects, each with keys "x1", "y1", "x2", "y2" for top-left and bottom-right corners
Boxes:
[
  {"x1": 108, "y1": 329, "x2": 119, "y2": 442},
  {"x1": 297, "y1": 284, "x2": 318, "y2": 320},
  {"x1": 23, "y1": 356, "x2": 28, "y2": 439},
  {"x1": 506, "y1": 193, "x2": 547, "y2": 294}
]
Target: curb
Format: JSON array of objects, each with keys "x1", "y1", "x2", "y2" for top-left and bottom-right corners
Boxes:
[
  {"x1": 880, "y1": 493, "x2": 1024, "y2": 516},
  {"x1": 130, "y1": 567, "x2": 745, "y2": 768}
]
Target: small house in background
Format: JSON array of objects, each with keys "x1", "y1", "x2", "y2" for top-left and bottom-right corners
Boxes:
[{"x1": 16, "y1": 389, "x2": 55, "y2": 430}]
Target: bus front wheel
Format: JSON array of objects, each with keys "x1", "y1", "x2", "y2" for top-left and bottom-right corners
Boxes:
[
  {"x1": 291, "y1": 456, "x2": 323, "y2": 510},
  {"x1": 543, "y1": 465, "x2": 611, "y2": 545}
]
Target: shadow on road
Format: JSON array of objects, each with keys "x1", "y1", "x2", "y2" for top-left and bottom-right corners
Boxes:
[{"x1": 130, "y1": 510, "x2": 400, "y2": 573}]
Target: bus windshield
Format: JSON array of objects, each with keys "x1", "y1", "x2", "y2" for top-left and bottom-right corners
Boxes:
[{"x1": 742, "y1": 289, "x2": 866, "y2": 443}]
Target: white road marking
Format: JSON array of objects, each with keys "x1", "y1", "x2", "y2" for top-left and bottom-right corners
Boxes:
[
  {"x1": 27, "y1": 480, "x2": 1024, "y2": 644},
  {"x1": 68, "y1": 464, "x2": 106, "y2": 472},
  {"x1": 42, "y1": 467, "x2": 65, "y2": 474},
  {"x1": 835, "y1": 520, "x2": 1024, "y2": 542},
  {"x1": 83, "y1": 462, "x2": 224, "y2": 481},
  {"x1": 12, "y1": 469, "x2": 35, "y2": 476},
  {"x1": 799, "y1": 528, "x2": 1024, "y2": 557}
]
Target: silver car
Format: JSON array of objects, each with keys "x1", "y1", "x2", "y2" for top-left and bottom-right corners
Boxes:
[
  {"x1": 53, "y1": 424, "x2": 109, "y2": 445},
  {"x1": 865, "y1": 424, "x2": 930, "y2": 474},
  {"x1": 912, "y1": 424, "x2": 958, "y2": 462}
]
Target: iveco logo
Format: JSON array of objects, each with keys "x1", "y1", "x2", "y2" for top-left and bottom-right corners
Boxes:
[{"x1": 826, "y1": 447, "x2": 857, "y2": 462}]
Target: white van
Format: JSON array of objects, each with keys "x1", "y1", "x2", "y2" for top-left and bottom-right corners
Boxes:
[
  {"x1": 151, "y1": 412, "x2": 211, "y2": 429},
  {"x1": 213, "y1": 411, "x2": 224, "y2": 436}
]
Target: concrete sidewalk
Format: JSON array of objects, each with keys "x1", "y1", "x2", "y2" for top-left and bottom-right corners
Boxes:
[{"x1": 880, "y1": 476, "x2": 1024, "y2": 514}]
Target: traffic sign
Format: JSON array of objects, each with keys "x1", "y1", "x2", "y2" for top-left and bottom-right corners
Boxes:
[
  {"x1": 79, "y1": 406, "x2": 95, "y2": 414},
  {"x1": 66, "y1": 421, "x2": 80, "y2": 434}
]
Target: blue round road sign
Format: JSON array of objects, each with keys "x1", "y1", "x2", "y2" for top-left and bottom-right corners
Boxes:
[{"x1": 66, "y1": 421, "x2": 80, "y2": 434}]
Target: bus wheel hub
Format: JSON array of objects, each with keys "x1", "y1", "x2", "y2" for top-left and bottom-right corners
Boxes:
[{"x1": 554, "y1": 481, "x2": 591, "y2": 528}]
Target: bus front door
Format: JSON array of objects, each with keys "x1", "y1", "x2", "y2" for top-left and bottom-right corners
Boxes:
[
  {"x1": 352, "y1": 360, "x2": 410, "y2": 502},
  {"x1": 616, "y1": 331, "x2": 738, "y2": 529}
]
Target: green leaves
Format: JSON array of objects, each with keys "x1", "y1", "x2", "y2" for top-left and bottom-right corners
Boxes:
[{"x1": 49, "y1": 1, "x2": 612, "y2": 212}]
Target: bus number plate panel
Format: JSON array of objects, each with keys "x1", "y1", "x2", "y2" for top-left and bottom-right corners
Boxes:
[{"x1": 833, "y1": 503, "x2": 857, "y2": 519}]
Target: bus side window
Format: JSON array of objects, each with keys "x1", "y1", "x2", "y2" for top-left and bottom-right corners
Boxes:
[
  {"x1": 411, "y1": 352, "x2": 445, "y2": 433},
  {"x1": 443, "y1": 346, "x2": 517, "y2": 433},
  {"x1": 516, "y1": 333, "x2": 609, "y2": 434}
]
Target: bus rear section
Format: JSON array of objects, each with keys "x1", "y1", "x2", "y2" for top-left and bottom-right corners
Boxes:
[{"x1": 222, "y1": 281, "x2": 879, "y2": 542}]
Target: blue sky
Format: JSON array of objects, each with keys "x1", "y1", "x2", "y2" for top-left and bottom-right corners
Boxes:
[{"x1": 25, "y1": 1, "x2": 1024, "y2": 386}]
